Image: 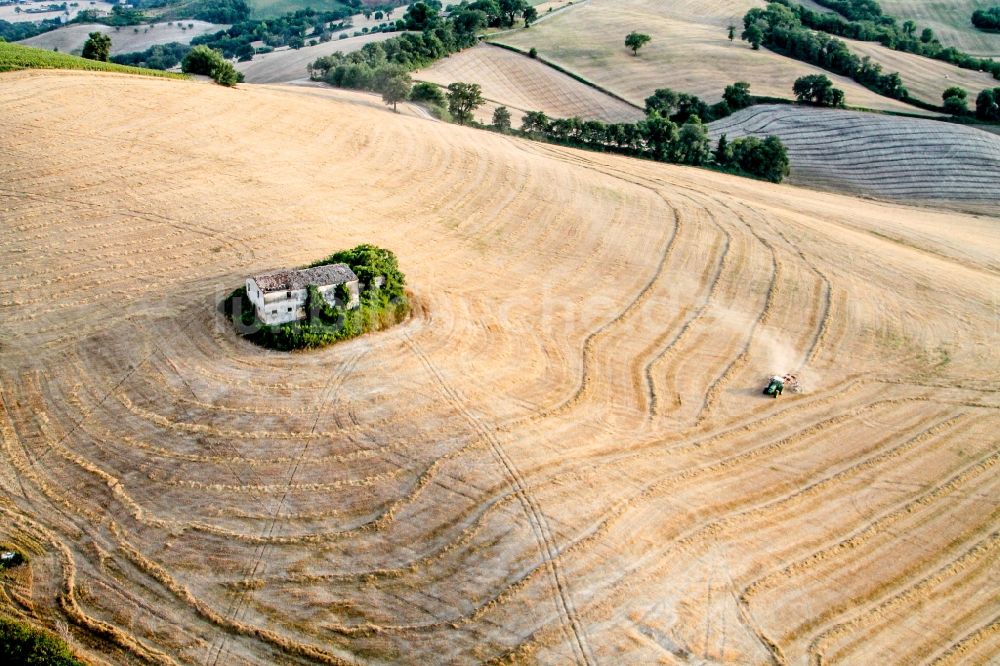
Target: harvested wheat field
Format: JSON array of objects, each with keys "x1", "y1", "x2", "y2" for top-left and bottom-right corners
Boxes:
[
  {"x1": 416, "y1": 43, "x2": 644, "y2": 124},
  {"x1": 1, "y1": 70, "x2": 999, "y2": 665},
  {"x1": 237, "y1": 32, "x2": 402, "y2": 84},
  {"x1": 18, "y1": 21, "x2": 228, "y2": 57},
  {"x1": 878, "y1": 0, "x2": 1000, "y2": 58},
  {"x1": 708, "y1": 104, "x2": 1000, "y2": 212},
  {"x1": 840, "y1": 35, "x2": 998, "y2": 108},
  {"x1": 495, "y1": 0, "x2": 934, "y2": 116}
]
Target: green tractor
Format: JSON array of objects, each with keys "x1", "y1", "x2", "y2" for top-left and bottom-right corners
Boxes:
[{"x1": 763, "y1": 374, "x2": 798, "y2": 398}]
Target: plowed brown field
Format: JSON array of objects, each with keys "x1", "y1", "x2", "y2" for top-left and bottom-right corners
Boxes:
[{"x1": 1, "y1": 70, "x2": 998, "y2": 665}]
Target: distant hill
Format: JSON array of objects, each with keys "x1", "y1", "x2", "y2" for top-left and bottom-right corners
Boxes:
[
  {"x1": 18, "y1": 21, "x2": 227, "y2": 57},
  {"x1": 0, "y1": 41, "x2": 187, "y2": 78}
]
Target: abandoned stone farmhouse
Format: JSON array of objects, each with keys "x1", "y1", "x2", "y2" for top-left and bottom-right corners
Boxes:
[{"x1": 246, "y1": 264, "x2": 360, "y2": 326}]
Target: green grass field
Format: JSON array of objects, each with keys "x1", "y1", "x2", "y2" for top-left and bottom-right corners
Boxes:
[{"x1": 0, "y1": 42, "x2": 189, "y2": 78}]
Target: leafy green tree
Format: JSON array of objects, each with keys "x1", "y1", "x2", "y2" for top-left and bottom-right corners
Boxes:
[
  {"x1": 723, "y1": 81, "x2": 752, "y2": 110},
  {"x1": 625, "y1": 31, "x2": 651, "y2": 56},
  {"x1": 182, "y1": 44, "x2": 220, "y2": 75},
  {"x1": 942, "y1": 86, "x2": 968, "y2": 115},
  {"x1": 639, "y1": 113, "x2": 678, "y2": 160},
  {"x1": 902, "y1": 19, "x2": 917, "y2": 37},
  {"x1": 212, "y1": 58, "x2": 240, "y2": 86},
  {"x1": 714, "y1": 133, "x2": 730, "y2": 165},
  {"x1": 446, "y1": 82, "x2": 485, "y2": 124},
  {"x1": 920, "y1": 27, "x2": 935, "y2": 43},
  {"x1": 381, "y1": 73, "x2": 413, "y2": 111},
  {"x1": 81, "y1": 31, "x2": 111, "y2": 61},
  {"x1": 499, "y1": 0, "x2": 528, "y2": 27},
  {"x1": 468, "y1": 0, "x2": 501, "y2": 24},
  {"x1": 730, "y1": 135, "x2": 789, "y2": 183},
  {"x1": 310, "y1": 244, "x2": 406, "y2": 300},
  {"x1": 523, "y1": 6, "x2": 538, "y2": 27},
  {"x1": 675, "y1": 118, "x2": 711, "y2": 165},
  {"x1": 793, "y1": 74, "x2": 845, "y2": 107},
  {"x1": 410, "y1": 82, "x2": 446, "y2": 106},
  {"x1": 977, "y1": 87, "x2": 1000, "y2": 120},
  {"x1": 673, "y1": 93, "x2": 711, "y2": 123},
  {"x1": 521, "y1": 110, "x2": 550, "y2": 134},
  {"x1": 645, "y1": 88, "x2": 679, "y2": 117},
  {"x1": 182, "y1": 45, "x2": 240, "y2": 86},
  {"x1": 452, "y1": 9, "x2": 488, "y2": 35},
  {"x1": 492, "y1": 105, "x2": 512, "y2": 132},
  {"x1": 742, "y1": 22, "x2": 764, "y2": 49},
  {"x1": 972, "y1": 7, "x2": 1000, "y2": 31},
  {"x1": 727, "y1": 24, "x2": 736, "y2": 42},
  {"x1": 404, "y1": 2, "x2": 439, "y2": 30}
]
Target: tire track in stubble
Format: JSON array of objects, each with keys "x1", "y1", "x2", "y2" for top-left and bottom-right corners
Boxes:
[
  {"x1": 405, "y1": 333, "x2": 595, "y2": 665},
  {"x1": 204, "y1": 350, "x2": 367, "y2": 666}
]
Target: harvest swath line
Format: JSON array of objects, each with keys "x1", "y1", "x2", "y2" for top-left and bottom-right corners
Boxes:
[
  {"x1": 206, "y1": 350, "x2": 368, "y2": 666},
  {"x1": 405, "y1": 334, "x2": 595, "y2": 665}
]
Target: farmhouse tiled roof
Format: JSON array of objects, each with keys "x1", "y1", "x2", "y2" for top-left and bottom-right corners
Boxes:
[{"x1": 252, "y1": 264, "x2": 358, "y2": 292}]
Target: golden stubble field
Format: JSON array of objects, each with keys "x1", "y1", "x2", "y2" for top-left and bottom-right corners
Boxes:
[
  {"x1": 1, "y1": 71, "x2": 998, "y2": 665},
  {"x1": 496, "y1": 0, "x2": 933, "y2": 115}
]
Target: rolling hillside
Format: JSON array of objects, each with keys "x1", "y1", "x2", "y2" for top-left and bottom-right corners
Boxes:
[
  {"x1": 708, "y1": 105, "x2": 1000, "y2": 211},
  {"x1": 416, "y1": 43, "x2": 644, "y2": 124},
  {"x1": 839, "y1": 34, "x2": 999, "y2": 107},
  {"x1": 1, "y1": 69, "x2": 998, "y2": 665},
  {"x1": 495, "y1": 0, "x2": 934, "y2": 116},
  {"x1": 237, "y1": 31, "x2": 401, "y2": 84},
  {"x1": 878, "y1": 0, "x2": 1000, "y2": 58},
  {"x1": 0, "y1": 0, "x2": 115, "y2": 23},
  {"x1": 17, "y1": 21, "x2": 227, "y2": 56}
]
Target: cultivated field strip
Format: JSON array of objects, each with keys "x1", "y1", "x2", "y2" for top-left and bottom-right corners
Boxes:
[
  {"x1": 18, "y1": 21, "x2": 227, "y2": 57},
  {"x1": 0, "y1": 70, "x2": 998, "y2": 665},
  {"x1": 237, "y1": 32, "x2": 403, "y2": 85},
  {"x1": 415, "y1": 43, "x2": 644, "y2": 124},
  {"x1": 839, "y1": 35, "x2": 998, "y2": 107},
  {"x1": 709, "y1": 104, "x2": 1000, "y2": 210}
]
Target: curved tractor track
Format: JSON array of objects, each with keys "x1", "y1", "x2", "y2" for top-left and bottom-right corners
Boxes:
[{"x1": 1, "y1": 70, "x2": 999, "y2": 665}]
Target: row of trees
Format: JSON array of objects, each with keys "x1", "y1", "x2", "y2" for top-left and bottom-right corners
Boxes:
[
  {"x1": 743, "y1": 4, "x2": 909, "y2": 102},
  {"x1": 793, "y1": 74, "x2": 845, "y2": 107},
  {"x1": 747, "y1": 2, "x2": 1000, "y2": 119},
  {"x1": 192, "y1": 6, "x2": 359, "y2": 60},
  {"x1": 111, "y1": 41, "x2": 190, "y2": 70},
  {"x1": 643, "y1": 81, "x2": 755, "y2": 125},
  {"x1": 371, "y1": 70, "x2": 790, "y2": 183},
  {"x1": 938, "y1": 85, "x2": 1000, "y2": 119},
  {"x1": 310, "y1": 8, "x2": 488, "y2": 94},
  {"x1": 763, "y1": 0, "x2": 1000, "y2": 82},
  {"x1": 515, "y1": 109, "x2": 789, "y2": 181}
]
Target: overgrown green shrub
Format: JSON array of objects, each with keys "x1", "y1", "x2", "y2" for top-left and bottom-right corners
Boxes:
[
  {"x1": 227, "y1": 245, "x2": 409, "y2": 352},
  {"x1": 0, "y1": 616, "x2": 84, "y2": 666},
  {"x1": 181, "y1": 45, "x2": 241, "y2": 86}
]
